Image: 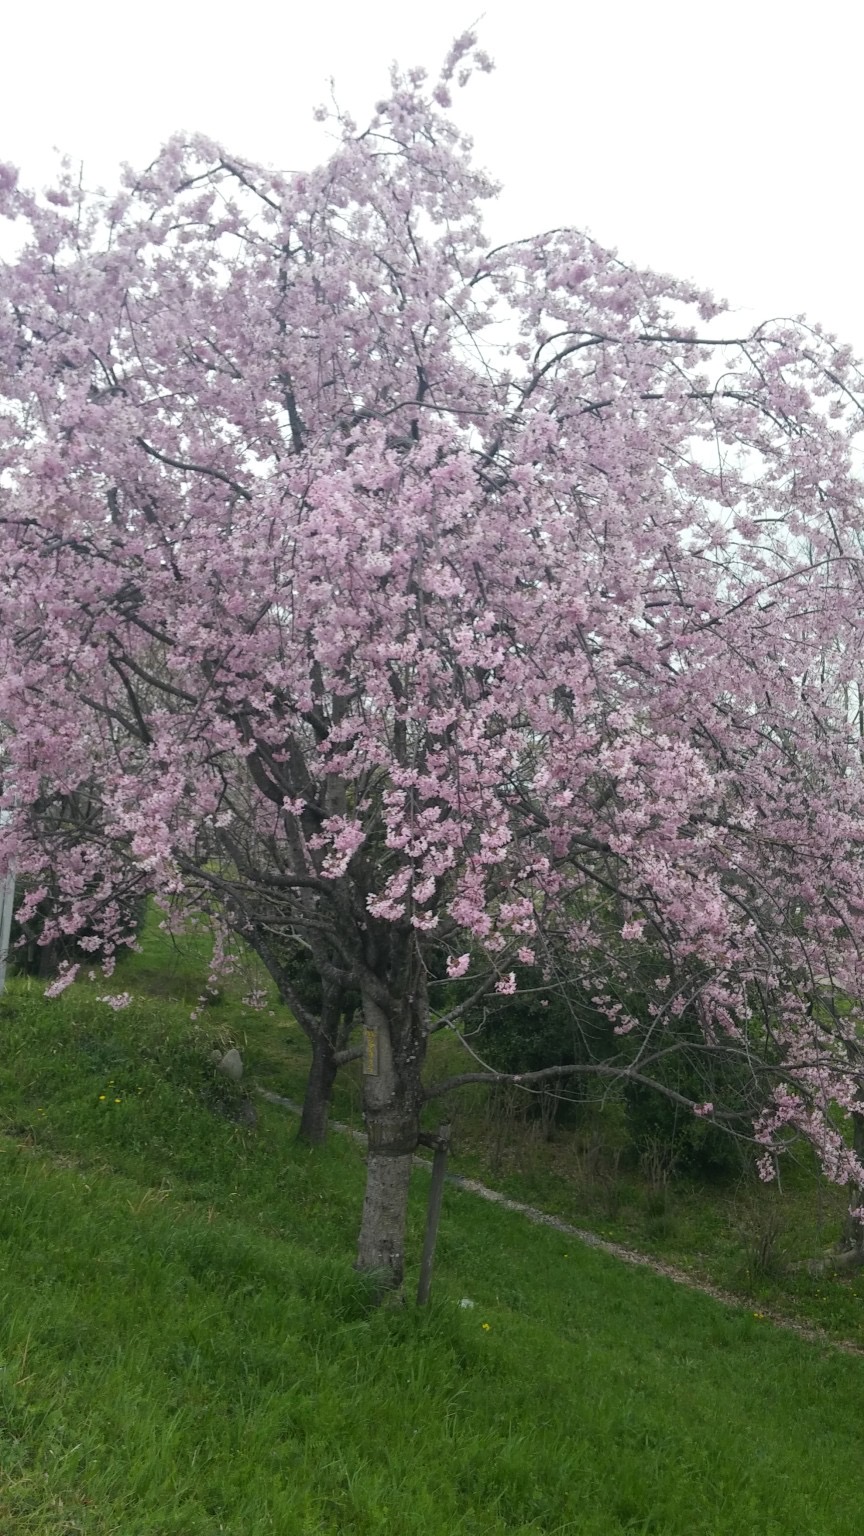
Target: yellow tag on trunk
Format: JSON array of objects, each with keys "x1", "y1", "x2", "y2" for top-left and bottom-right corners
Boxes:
[{"x1": 363, "y1": 1026, "x2": 379, "y2": 1076}]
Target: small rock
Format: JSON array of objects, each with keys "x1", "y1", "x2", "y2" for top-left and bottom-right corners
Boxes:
[{"x1": 215, "y1": 1047, "x2": 243, "y2": 1082}]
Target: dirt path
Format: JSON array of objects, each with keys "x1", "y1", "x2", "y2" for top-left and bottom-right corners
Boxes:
[{"x1": 257, "y1": 1087, "x2": 864, "y2": 1357}]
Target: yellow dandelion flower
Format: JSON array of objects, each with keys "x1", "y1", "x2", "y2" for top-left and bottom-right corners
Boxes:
[
  {"x1": 114, "y1": 1097, "x2": 122, "y2": 1104},
  {"x1": 98, "y1": 1094, "x2": 106, "y2": 1101},
  {"x1": 481, "y1": 1322, "x2": 491, "y2": 1331}
]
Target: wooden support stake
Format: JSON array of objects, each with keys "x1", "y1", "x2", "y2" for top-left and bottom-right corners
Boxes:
[
  {"x1": 0, "y1": 871, "x2": 14, "y2": 997},
  {"x1": 416, "y1": 1123, "x2": 451, "y2": 1306}
]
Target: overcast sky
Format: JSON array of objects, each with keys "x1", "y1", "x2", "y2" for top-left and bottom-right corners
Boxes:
[{"x1": 2, "y1": 0, "x2": 862, "y2": 351}]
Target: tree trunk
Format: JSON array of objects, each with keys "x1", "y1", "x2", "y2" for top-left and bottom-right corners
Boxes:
[
  {"x1": 297, "y1": 1031, "x2": 339, "y2": 1146},
  {"x1": 356, "y1": 1134, "x2": 416, "y2": 1288},
  {"x1": 291, "y1": 973, "x2": 351, "y2": 1148},
  {"x1": 841, "y1": 1110, "x2": 864, "y2": 1253},
  {"x1": 355, "y1": 991, "x2": 426, "y2": 1293}
]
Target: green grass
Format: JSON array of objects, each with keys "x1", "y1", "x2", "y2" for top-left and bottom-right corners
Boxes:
[{"x1": 2, "y1": 922, "x2": 864, "y2": 1531}]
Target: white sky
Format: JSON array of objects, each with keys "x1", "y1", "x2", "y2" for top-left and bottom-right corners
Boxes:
[{"x1": 2, "y1": 0, "x2": 863, "y2": 352}]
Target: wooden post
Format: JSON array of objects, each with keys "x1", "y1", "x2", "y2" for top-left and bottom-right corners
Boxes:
[
  {"x1": 0, "y1": 870, "x2": 14, "y2": 997},
  {"x1": 416, "y1": 1123, "x2": 451, "y2": 1306},
  {"x1": 0, "y1": 804, "x2": 13, "y2": 997}
]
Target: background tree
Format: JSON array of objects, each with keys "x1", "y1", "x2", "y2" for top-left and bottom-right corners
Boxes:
[{"x1": 4, "y1": 35, "x2": 864, "y2": 1288}]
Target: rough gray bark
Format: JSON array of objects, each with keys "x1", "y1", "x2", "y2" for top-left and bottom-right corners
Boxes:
[
  {"x1": 355, "y1": 988, "x2": 427, "y2": 1291},
  {"x1": 356, "y1": 1146, "x2": 416, "y2": 1286}
]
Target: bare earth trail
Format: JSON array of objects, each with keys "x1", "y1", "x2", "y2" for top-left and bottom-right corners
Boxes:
[{"x1": 257, "y1": 1086, "x2": 864, "y2": 1359}]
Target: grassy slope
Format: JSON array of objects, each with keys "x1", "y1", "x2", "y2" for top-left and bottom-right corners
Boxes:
[
  {"x1": 254, "y1": 1007, "x2": 864, "y2": 1347},
  {"x1": 1, "y1": 927, "x2": 864, "y2": 1533}
]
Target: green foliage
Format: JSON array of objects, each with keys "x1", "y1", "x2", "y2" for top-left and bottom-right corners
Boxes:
[
  {"x1": 457, "y1": 963, "x2": 616, "y2": 1127},
  {"x1": 619, "y1": 996, "x2": 764, "y2": 1180},
  {"x1": 475, "y1": 968, "x2": 614, "y2": 1075},
  {"x1": 454, "y1": 945, "x2": 757, "y2": 1175},
  {"x1": 622, "y1": 1068, "x2": 748, "y2": 1181}
]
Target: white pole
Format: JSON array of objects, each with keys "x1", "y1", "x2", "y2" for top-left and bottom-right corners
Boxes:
[{"x1": 0, "y1": 868, "x2": 13, "y2": 995}]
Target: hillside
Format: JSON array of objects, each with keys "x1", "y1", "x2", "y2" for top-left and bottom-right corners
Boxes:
[{"x1": 2, "y1": 935, "x2": 864, "y2": 1533}]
